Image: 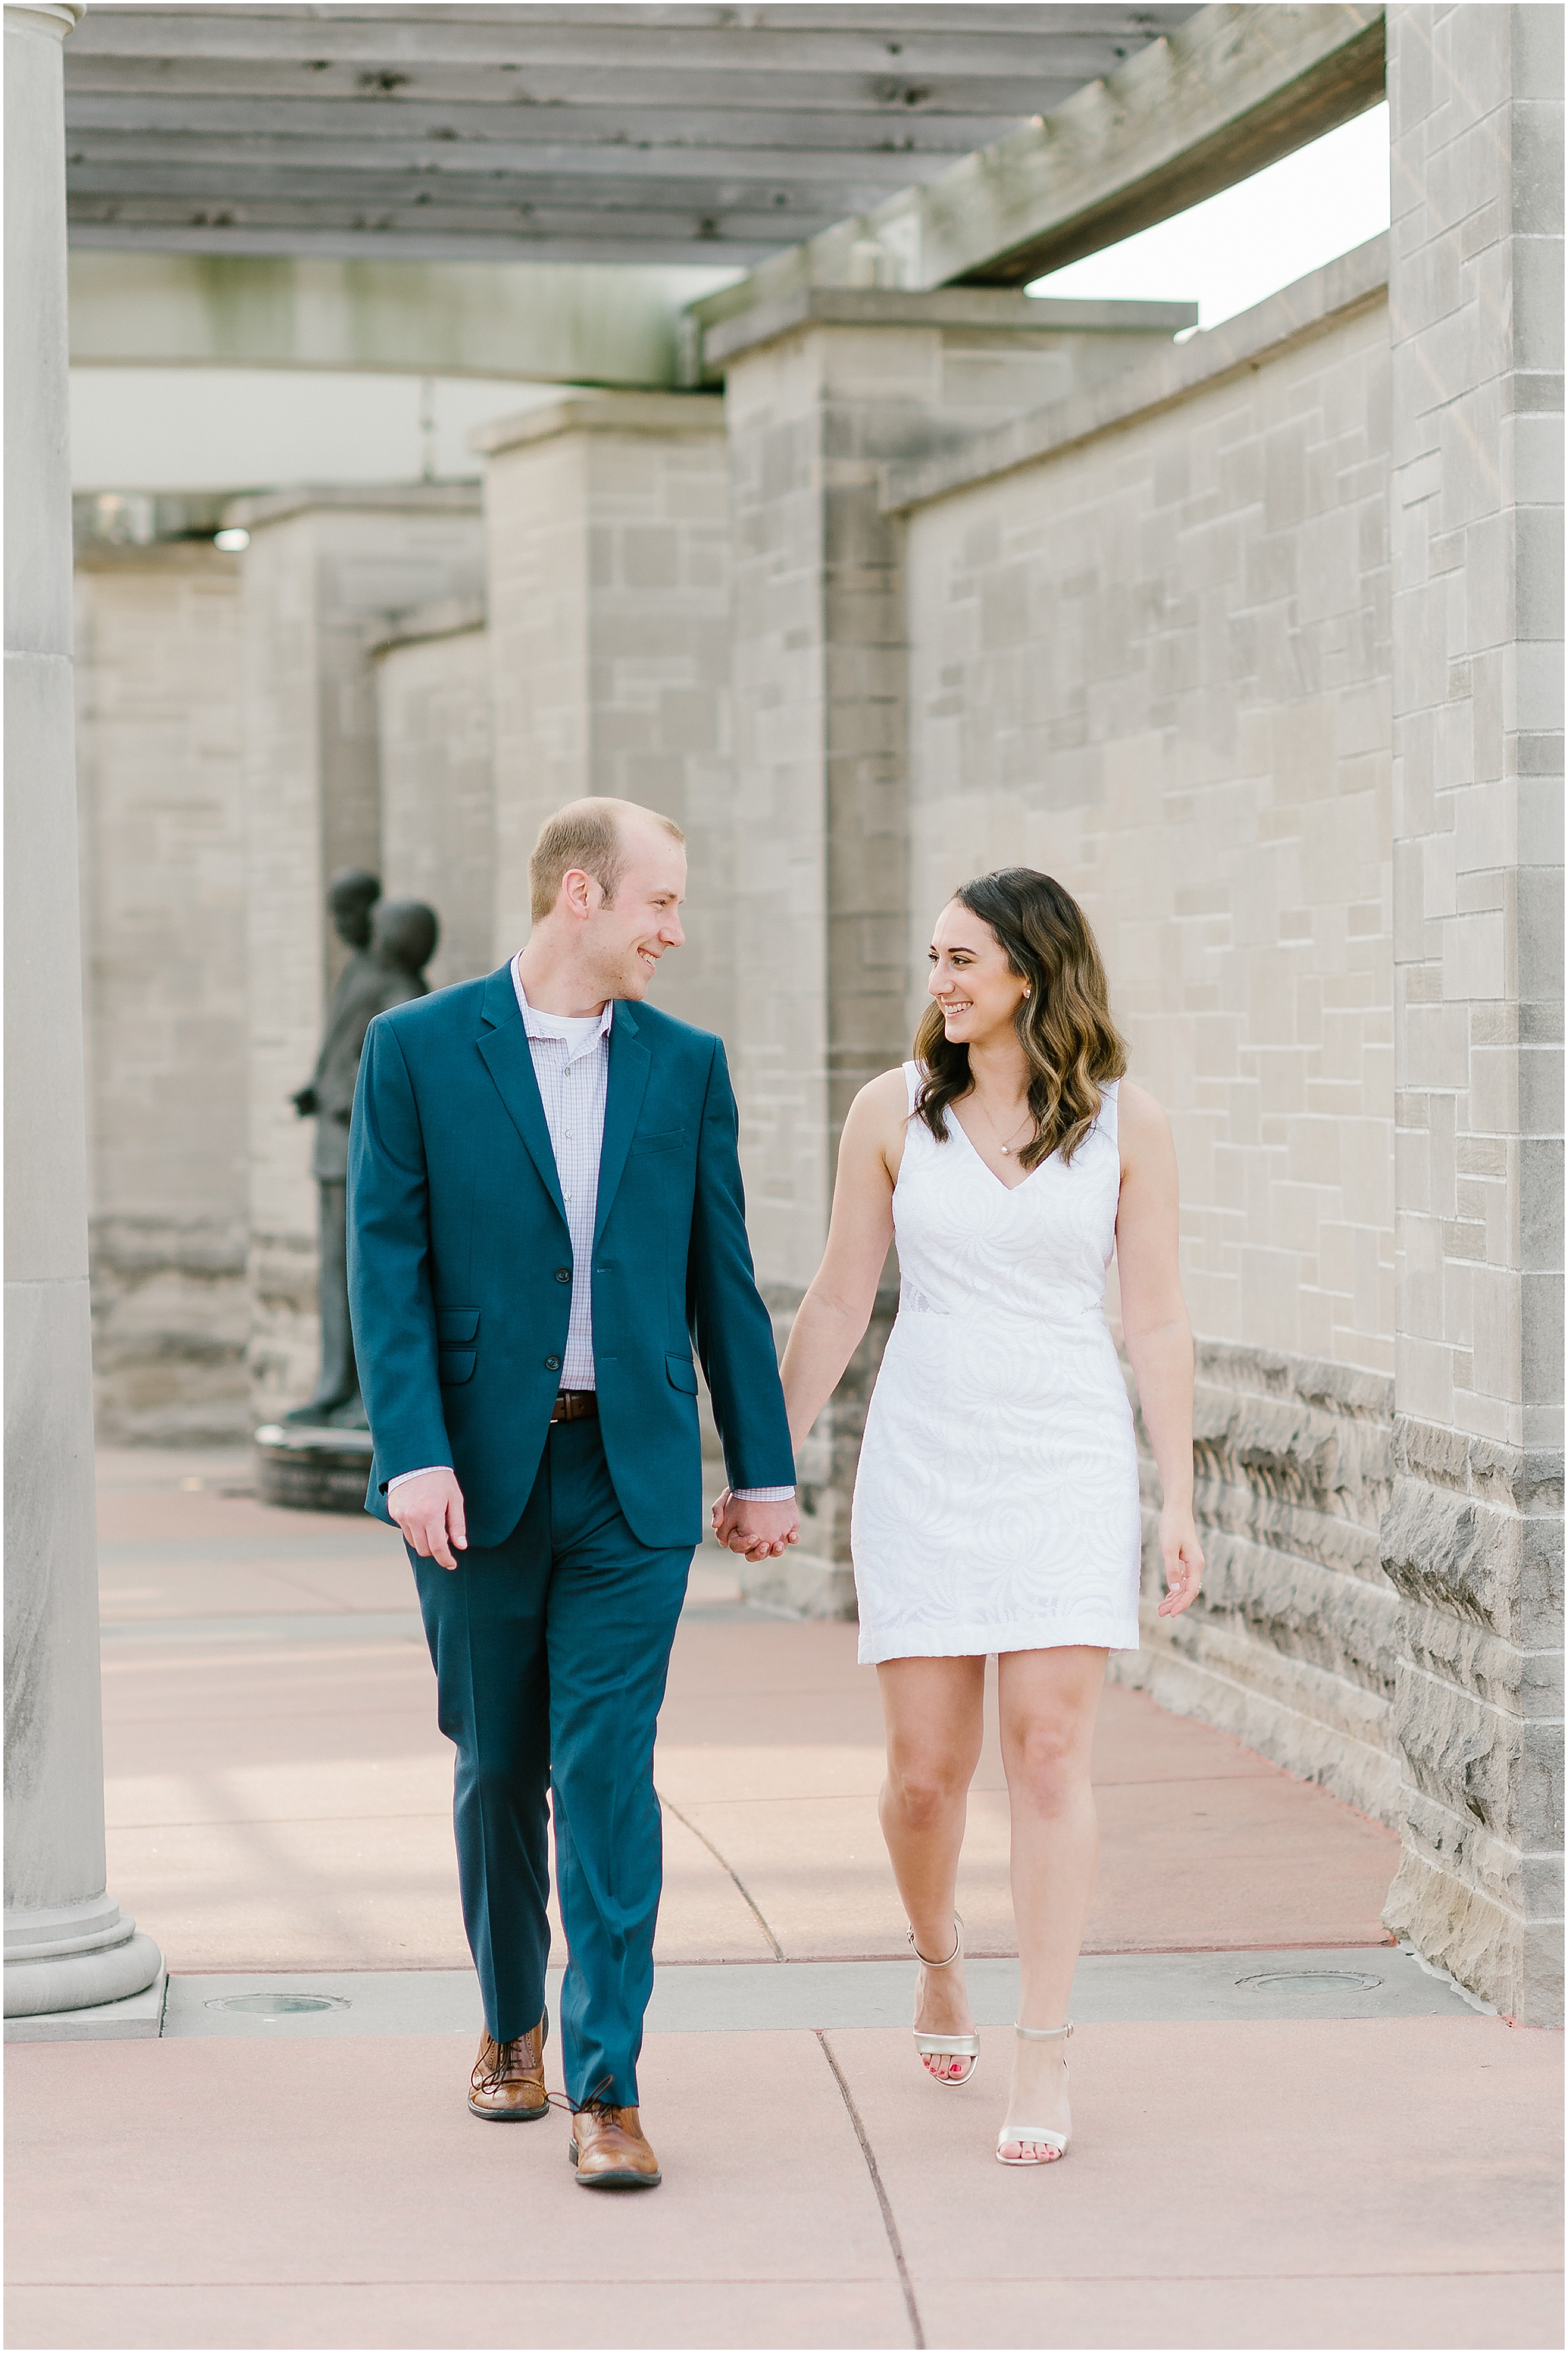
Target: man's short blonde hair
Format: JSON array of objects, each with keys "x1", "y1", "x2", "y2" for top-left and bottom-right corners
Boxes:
[{"x1": 528, "y1": 797, "x2": 685, "y2": 924}]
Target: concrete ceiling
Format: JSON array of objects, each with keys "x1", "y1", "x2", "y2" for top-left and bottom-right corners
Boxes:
[{"x1": 65, "y1": 3, "x2": 1200, "y2": 268}]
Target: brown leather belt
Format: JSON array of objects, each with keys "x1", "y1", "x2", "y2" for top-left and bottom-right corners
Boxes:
[{"x1": 549, "y1": 1390, "x2": 598, "y2": 1425}]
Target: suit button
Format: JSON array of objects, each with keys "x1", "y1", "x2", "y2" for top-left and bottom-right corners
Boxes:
[
  {"x1": 544, "y1": 1356, "x2": 560, "y2": 1372},
  {"x1": 554, "y1": 1268, "x2": 571, "y2": 1284}
]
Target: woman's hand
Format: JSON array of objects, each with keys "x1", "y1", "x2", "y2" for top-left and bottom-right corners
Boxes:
[{"x1": 1155, "y1": 1503, "x2": 1204, "y2": 1618}]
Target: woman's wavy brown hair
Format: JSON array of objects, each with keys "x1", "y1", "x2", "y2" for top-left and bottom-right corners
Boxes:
[{"x1": 913, "y1": 869, "x2": 1127, "y2": 1170}]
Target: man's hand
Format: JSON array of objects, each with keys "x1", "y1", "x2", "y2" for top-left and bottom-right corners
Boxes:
[
  {"x1": 710, "y1": 1490, "x2": 799, "y2": 1562},
  {"x1": 390, "y1": 1468, "x2": 468, "y2": 1570}
]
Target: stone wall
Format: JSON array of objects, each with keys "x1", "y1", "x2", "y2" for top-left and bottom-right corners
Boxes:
[
  {"x1": 716, "y1": 290, "x2": 1195, "y2": 1613},
  {"x1": 74, "y1": 542, "x2": 250, "y2": 1443},
  {"x1": 888, "y1": 243, "x2": 1403, "y2": 1819},
  {"x1": 1380, "y1": 1, "x2": 1563, "y2": 2024},
  {"x1": 476, "y1": 393, "x2": 737, "y2": 1039},
  {"x1": 372, "y1": 602, "x2": 495, "y2": 991},
  {"x1": 227, "y1": 489, "x2": 487, "y2": 1421}
]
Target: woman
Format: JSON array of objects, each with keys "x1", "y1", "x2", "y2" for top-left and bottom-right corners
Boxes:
[{"x1": 774, "y1": 868, "x2": 1201, "y2": 2167}]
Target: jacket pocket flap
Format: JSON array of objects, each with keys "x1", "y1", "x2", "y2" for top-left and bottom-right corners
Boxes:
[
  {"x1": 438, "y1": 1349, "x2": 477, "y2": 1386},
  {"x1": 665, "y1": 1353, "x2": 699, "y2": 1396},
  {"x1": 436, "y1": 1307, "x2": 479, "y2": 1344},
  {"x1": 630, "y1": 1128, "x2": 684, "y2": 1156}
]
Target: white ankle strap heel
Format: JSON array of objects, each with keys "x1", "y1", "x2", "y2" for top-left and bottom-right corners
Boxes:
[
  {"x1": 996, "y1": 2020, "x2": 1073, "y2": 2163},
  {"x1": 908, "y1": 1915, "x2": 979, "y2": 2087}
]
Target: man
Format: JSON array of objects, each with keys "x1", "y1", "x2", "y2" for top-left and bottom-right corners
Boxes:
[{"x1": 347, "y1": 798, "x2": 798, "y2": 2190}]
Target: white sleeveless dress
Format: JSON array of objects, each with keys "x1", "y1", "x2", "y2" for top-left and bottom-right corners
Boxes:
[{"x1": 850, "y1": 1063, "x2": 1142, "y2": 1665}]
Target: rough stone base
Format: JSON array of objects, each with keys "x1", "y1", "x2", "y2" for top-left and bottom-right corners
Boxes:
[
  {"x1": 1383, "y1": 1844, "x2": 1563, "y2": 2029},
  {"x1": 247, "y1": 1232, "x2": 321, "y2": 1426},
  {"x1": 1108, "y1": 1630, "x2": 1404, "y2": 1829},
  {"x1": 89, "y1": 1220, "x2": 250, "y2": 1445},
  {"x1": 739, "y1": 1546, "x2": 858, "y2": 1622}
]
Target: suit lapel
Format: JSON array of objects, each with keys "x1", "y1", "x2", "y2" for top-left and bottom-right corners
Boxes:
[
  {"x1": 475, "y1": 965, "x2": 569, "y2": 1227},
  {"x1": 594, "y1": 1000, "x2": 651, "y2": 1247}
]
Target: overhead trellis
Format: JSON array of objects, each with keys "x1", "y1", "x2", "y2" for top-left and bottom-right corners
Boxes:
[{"x1": 65, "y1": 3, "x2": 1198, "y2": 266}]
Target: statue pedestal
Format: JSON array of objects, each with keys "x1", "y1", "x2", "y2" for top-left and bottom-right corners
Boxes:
[{"x1": 254, "y1": 1422, "x2": 375, "y2": 1514}]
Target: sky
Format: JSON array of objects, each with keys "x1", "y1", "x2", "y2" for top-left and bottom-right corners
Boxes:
[{"x1": 1028, "y1": 102, "x2": 1391, "y2": 330}]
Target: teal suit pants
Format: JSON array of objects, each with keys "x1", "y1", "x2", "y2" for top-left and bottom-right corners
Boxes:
[{"x1": 411, "y1": 1413, "x2": 690, "y2": 2109}]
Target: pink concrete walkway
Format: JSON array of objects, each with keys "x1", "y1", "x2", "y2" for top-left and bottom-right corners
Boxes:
[
  {"x1": 5, "y1": 1449, "x2": 1561, "y2": 2350},
  {"x1": 90, "y1": 1449, "x2": 1398, "y2": 1974},
  {"x1": 9, "y1": 2020, "x2": 1559, "y2": 2350}
]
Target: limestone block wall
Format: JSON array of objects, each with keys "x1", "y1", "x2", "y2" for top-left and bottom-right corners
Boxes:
[
  {"x1": 476, "y1": 395, "x2": 736, "y2": 1039},
  {"x1": 888, "y1": 243, "x2": 1402, "y2": 1820},
  {"x1": 372, "y1": 603, "x2": 495, "y2": 990},
  {"x1": 1382, "y1": 2, "x2": 1564, "y2": 2024},
  {"x1": 227, "y1": 489, "x2": 486, "y2": 1420},
  {"x1": 715, "y1": 291, "x2": 1194, "y2": 1612},
  {"x1": 74, "y1": 542, "x2": 250, "y2": 1443}
]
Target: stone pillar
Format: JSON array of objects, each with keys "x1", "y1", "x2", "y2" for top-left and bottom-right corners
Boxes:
[
  {"x1": 474, "y1": 393, "x2": 735, "y2": 1037},
  {"x1": 708, "y1": 290, "x2": 1194, "y2": 1613},
  {"x1": 1383, "y1": 3, "x2": 1564, "y2": 2022},
  {"x1": 226, "y1": 489, "x2": 485, "y2": 1421},
  {"x1": 372, "y1": 599, "x2": 495, "y2": 992},
  {"x1": 75, "y1": 541, "x2": 249, "y2": 1445},
  {"x1": 3, "y1": 1, "x2": 161, "y2": 2022}
]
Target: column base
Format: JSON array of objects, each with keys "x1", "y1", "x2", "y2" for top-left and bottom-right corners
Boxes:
[
  {"x1": 5, "y1": 1954, "x2": 165, "y2": 2042},
  {"x1": 5, "y1": 1948, "x2": 164, "y2": 2042},
  {"x1": 5, "y1": 1895, "x2": 163, "y2": 2018}
]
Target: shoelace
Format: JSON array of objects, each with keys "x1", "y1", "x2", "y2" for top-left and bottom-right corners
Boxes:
[
  {"x1": 472, "y1": 2035, "x2": 540, "y2": 2094},
  {"x1": 547, "y1": 2073, "x2": 618, "y2": 2122}
]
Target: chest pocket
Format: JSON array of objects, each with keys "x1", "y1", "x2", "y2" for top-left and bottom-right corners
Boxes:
[{"x1": 628, "y1": 1128, "x2": 684, "y2": 1157}]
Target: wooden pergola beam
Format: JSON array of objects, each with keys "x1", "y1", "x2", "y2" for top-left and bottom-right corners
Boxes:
[{"x1": 692, "y1": 3, "x2": 1385, "y2": 338}]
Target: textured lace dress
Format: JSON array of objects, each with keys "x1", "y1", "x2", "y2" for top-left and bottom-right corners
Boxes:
[{"x1": 850, "y1": 1063, "x2": 1142, "y2": 1664}]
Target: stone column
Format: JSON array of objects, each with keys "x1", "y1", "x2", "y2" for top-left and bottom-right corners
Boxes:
[
  {"x1": 75, "y1": 541, "x2": 249, "y2": 1446},
  {"x1": 372, "y1": 599, "x2": 494, "y2": 992},
  {"x1": 708, "y1": 290, "x2": 1194, "y2": 1613},
  {"x1": 1383, "y1": 4, "x2": 1564, "y2": 2023},
  {"x1": 475, "y1": 392, "x2": 734, "y2": 1038},
  {"x1": 3, "y1": 0, "x2": 162, "y2": 2022},
  {"x1": 226, "y1": 488, "x2": 485, "y2": 1421}
]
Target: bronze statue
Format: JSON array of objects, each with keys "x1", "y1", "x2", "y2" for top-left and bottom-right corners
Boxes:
[{"x1": 286, "y1": 873, "x2": 438, "y2": 1427}]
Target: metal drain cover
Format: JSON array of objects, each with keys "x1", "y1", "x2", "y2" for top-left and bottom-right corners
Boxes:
[
  {"x1": 204, "y1": 1993, "x2": 352, "y2": 2017},
  {"x1": 1235, "y1": 1968, "x2": 1383, "y2": 1992}
]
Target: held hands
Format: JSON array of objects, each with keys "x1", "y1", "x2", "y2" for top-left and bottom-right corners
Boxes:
[
  {"x1": 389, "y1": 1468, "x2": 468, "y2": 1570},
  {"x1": 1155, "y1": 1502, "x2": 1204, "y2": 1618},
  {"x1": 710, "y1": 1489, "x2": 800, "y2": 1563}
]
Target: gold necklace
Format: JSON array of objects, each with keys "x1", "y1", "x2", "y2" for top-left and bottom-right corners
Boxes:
[{"x1": 970, "y1": 1087, "x2": 1033, "y2": 1157}]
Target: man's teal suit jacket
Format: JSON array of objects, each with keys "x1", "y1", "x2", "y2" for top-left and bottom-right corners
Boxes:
[{"x1": 346, "y1": 964, "x2": 794, "y2": 1550}]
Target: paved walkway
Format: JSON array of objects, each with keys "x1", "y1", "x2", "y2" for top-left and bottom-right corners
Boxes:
[{"x1": 6, "y1": 1449, "x2": 1562, "y2": 2350}]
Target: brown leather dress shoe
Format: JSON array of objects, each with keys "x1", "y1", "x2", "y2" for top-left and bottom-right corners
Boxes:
[
  {"x1": 569, "y1": 2103, "x2": 661, "y2": 2188},
  {"x1": 468, "y1": 2014, "x2": 549, "y2": 2122}
]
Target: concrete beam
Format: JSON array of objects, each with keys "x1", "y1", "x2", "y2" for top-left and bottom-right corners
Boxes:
[
  {"x1": 701, "y1": 286, "x2": 1197, "y2": 377},
  {"x1": 691, "y1": 3, "x2": 1385, "y2": 339},
  {"x1": 67, "y1": 250, "x2": 739, "y2": 389}
]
